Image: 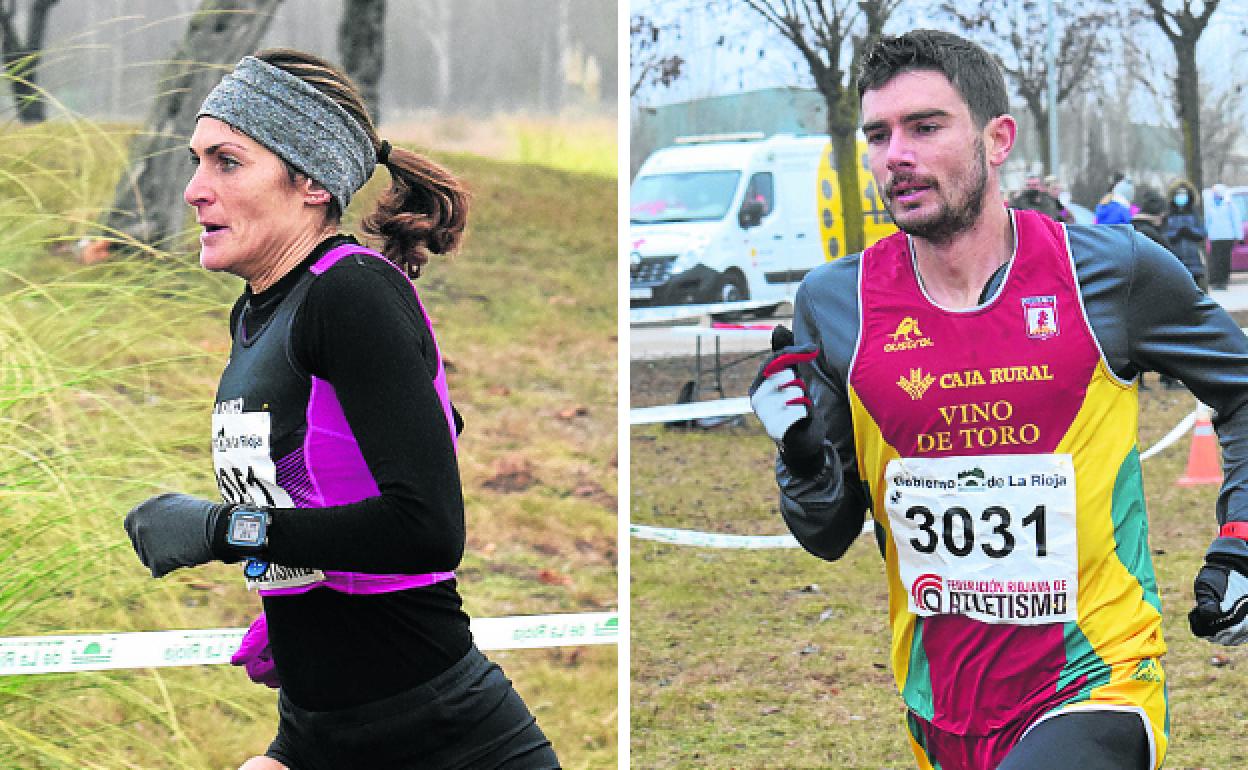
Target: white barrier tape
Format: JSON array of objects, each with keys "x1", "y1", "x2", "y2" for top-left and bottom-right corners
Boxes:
[
  {"x1": 631, "y1": 522, "x2": 875, "y2": 549},
  {"x1": 0, "y1": 612, "x2": 618, "y2": 677},
  {"x1": 631, "y1": 524, "x2": 799, "y2": 549},
  {"x1": 1139, "y1": 408, "x2": 1198, "y2": 461},
  {"x1": 630, "y1": 298, "x2": 779, "y2": 325},
  {"x1": 630, "y1": 397, "x2": 752, "y2": 425}
]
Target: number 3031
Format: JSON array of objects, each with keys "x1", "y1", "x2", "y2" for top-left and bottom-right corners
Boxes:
[{"x1": 905, "y1": 504, "x2": 1047, "y2": 559}]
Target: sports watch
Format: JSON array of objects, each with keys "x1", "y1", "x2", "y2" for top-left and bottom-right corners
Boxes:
[{"x1": 225, "y1": 505, "x2": 270, "y2": 553}]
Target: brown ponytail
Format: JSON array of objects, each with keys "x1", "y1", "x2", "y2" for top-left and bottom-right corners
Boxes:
[
  {"x1": 255, "y1": 48, "x2": 470, "y2": 279},
  {"x1": 361, "y1": 147, "x2": 469, "y2": 278}
]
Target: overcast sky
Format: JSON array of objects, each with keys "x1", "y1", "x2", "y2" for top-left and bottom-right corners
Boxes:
[{"x1": 632, "y1": 0, "x2": 1248, "y2": 122}]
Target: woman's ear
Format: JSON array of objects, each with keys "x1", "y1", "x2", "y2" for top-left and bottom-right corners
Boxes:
[{"x1": 301, "y1": 177, "x2": 332, "y2": 207}]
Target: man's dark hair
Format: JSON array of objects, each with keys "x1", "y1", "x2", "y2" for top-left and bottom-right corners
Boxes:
[{"x1": 856, "y1": 29, "x2": 1009, "y2": 127}]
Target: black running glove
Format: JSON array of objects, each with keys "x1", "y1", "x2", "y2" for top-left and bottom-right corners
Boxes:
[
  {"x1": 1189, "y1": 532, "x2": 1248, "y2": 645},
  {"x1": 124, "y1": 493, "x2": 233, "y2": 578}
]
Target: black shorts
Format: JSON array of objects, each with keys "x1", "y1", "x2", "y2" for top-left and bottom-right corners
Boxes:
[
  {"x1": 999, "y1": 709, "x2": 1150, "y2": 770},
  {"x1": 265, "y1": 646, "x2": 559, "y2": 769}
]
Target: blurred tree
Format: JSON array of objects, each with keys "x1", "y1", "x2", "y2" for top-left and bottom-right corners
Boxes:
[
  {"x1": 1070, "y1": 96, "x2": 1113, "y2": 208},
  {"x1": 940, "y1": 0, "x2": 1128, "y2": 176},
  {"x1": 574, "y1": 0, "x2": 616, "y2": 107},
  {"x1": 630, "y1": 12, "x2": 683, "y2": 98},
  {"x1": 101, "y1": 0, "x2": 282, "y2": 255},
  {"x1": 542, "y1": 0, "x2": 569, "y2": 112},
  {"x1": 1143, "y1": 0, "x2": 1221, "y2": 191},
  {"x1": 1198, "y1": 86, "x2": 1246, "y2": 185},
  {"x1": 384, "y1": 0, "x2": 611, "y2": 113},
  {"x1": 0, "y1": 0, "x2": 60, "y2": 123},
  {"x1": 408, "y1": 0, "x2": 451, "y2": 108},
  {"x1": 338, "y1": 0, "x2": 383, "y2": 122},
  {"x1": 739, "y1": 0, "x2": 899, "y2": 256}
]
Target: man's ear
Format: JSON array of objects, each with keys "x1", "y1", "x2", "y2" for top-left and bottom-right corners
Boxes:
[{"x1": 984, "y1": 114, "x2": 1017, "y2": 168}]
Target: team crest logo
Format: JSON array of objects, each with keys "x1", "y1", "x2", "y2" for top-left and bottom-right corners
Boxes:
[
  {"x1": 896, "y1": 367, "x2": 935, "y2": 401},
  {"x1": 912, "y1": 573, "x2": 943, "y2": 613},
  {"x1": 884, "y1": 316, "x2": 935, "y2": 352},
  {"x1": 1022, "y1": 296, "x2": 1059, "y2": 339}
]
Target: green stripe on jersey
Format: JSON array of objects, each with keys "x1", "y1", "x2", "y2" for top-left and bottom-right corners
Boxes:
[
  {"x1": 1110, "y1": 448, "x2": 1161, "y2": 615},
  {"x1": 902, "y1": 618, "x2": 935, "y2": 721}
]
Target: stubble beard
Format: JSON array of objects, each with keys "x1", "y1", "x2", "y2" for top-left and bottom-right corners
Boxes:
[{"x1": 886, "y1": 137, "x2": 989, "y2": 246}]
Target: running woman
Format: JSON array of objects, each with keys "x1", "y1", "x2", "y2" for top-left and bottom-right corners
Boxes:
[
  {"x1": 123, "y1": 50, "x2": 559, "y2": 769},
  {"x1": 751, "y1": 30, "x2": 1248, "y2": 770}
]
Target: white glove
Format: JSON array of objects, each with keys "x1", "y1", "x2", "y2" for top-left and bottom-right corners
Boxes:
[{"x1": 749, "y1": 326, "x2": 824, "y2": 476}]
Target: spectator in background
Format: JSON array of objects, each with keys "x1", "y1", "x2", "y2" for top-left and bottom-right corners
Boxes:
[
  {"x1": 1095, "y1": 173, "x2": 1133, "y2": 224},
  {"x1": 1205, "y1": 183, "x2": 1243, "y2": 291},
  {"x1": 1163, "y1": 179, "x2": 1208, "y2": 293},
  {"x1": 1009, "y1": 173, "x2": 1064, "y2": 221},
  {"x1": 1045, "y1": 174, "x2": 1075, "y2": 223},
  {"x1": 1130, "y1": 185, "x2": 1172, "y2": 251}
]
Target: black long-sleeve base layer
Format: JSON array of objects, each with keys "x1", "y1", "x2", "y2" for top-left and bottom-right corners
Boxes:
[{"x1": 226, "y1": 235, "x2": 472, "y2": 710}]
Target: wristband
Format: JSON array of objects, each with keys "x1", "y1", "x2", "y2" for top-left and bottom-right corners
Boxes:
[{"x1": 1219, "y1": 522, "x2": 1248, "y2": 541}]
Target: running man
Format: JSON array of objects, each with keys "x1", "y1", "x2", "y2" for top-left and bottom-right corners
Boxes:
[{"x1": 750, "y1": 29, "x2": 1248, "y2": 770}]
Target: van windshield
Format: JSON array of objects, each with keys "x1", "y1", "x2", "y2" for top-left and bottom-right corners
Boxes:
[{"x1": 630, "y1": 171, "x2": 741, "y2": 223}]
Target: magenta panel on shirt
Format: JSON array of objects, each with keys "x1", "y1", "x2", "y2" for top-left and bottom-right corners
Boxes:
[{"x1": 261, "y1": 243, "x2": 458, "y2": 597}]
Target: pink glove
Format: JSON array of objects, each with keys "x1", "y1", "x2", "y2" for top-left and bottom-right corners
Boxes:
[{"x1": 230, "y1": 612, "x2": 280, "y2": 688}]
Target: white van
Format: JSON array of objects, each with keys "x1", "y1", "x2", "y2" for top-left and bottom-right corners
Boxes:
[{"x1": 629, "y1": 133, "x2": 895, "y2": 311}]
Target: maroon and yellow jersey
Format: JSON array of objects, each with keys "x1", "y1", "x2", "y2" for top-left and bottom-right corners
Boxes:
[{"x1": 846, "y1": 212, "x2": 1166, "y2": 766}]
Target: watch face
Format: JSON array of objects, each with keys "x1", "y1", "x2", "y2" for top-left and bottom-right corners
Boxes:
[
  {"x1": 243, "y1": 558, "x2": 269, "y2": 579},
  {"x1": 232, "y1": 517, "x2": 262, "y2": 542},
  {"x1": 227, "y1": 510, "x2": 266, "y2": 546}
]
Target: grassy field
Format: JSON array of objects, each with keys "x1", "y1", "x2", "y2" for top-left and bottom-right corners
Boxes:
[
  {"x1": 386, "y1": 111, "x2": 617, "y2": 177},
  {"x1": 0, "y1": 118, "x2": 616, "y2": 769},
  {"x1": 630, "y1": 354, "x2": 1248, "y2": 769}
]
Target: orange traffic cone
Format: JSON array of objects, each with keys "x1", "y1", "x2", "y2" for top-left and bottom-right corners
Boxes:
[{"x1": 1177, "y1": 405, "x2": 1223, "y2": 486}]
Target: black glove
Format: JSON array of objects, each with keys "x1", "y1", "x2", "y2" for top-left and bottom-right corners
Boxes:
[
  {"x1": 1188, "y1": 536, "x2": 1248, "y2": 646},
  {"x1": 124, "y1": 493, "x2": 233, "y2": 578},
  {"x1": 749, "y1": 325, "x2": 825, "y2": 477}
]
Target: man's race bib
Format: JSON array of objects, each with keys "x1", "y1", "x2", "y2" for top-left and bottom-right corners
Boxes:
[
  {"x1": 884, "y1": 454, "x2": 1078, "y2": 625},
  {"x1": 212, "y1": 407, "x2": 324, "y2": 591}
]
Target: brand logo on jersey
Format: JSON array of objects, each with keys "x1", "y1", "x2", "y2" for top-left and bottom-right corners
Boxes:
[
  {"x1": 896, "y1": 367, "x2": 935, "y2": 400},
  {"x1": 884, "y1": 316, "x2": 935, "y2": 352},
  {"x1": 1131, "y1": 658, "x2": 1163, "y2": 683},
  {"x1": 1022, "y1": 296, "x2": 1059, "y2": 339},
  {"x1": 912, "y1": 573, "x2": 943, "y2": 613}
]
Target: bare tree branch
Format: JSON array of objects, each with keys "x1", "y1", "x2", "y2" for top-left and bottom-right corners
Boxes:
[
  {"x1": 1142, "y1": 0, "x2": 1222, "y2": 188},
  {"x1": 942, "y1": 0, "x2": 1127, "y2": 174},
  {"x1": 630, "y1": 12, "x2": 686, "y2": 99}
]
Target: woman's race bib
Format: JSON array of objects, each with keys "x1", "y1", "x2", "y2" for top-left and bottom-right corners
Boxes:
[{"x1": 212, "y1": 406, "x2": 324, "y2": 591}]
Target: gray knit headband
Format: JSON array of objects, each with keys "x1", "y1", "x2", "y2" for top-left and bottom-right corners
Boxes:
[{"x1": 198, "y1": 55, "x2": 376, "y2": 210}]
